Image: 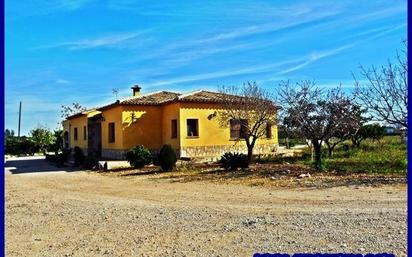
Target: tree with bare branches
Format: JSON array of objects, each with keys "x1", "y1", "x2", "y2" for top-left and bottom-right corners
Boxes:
[
  {"x1": 324, "y1": 104, "x2": 368, "y2": 156},
  {"x1": 60, "y1": 103, "x2": 87, "y2": 119},
  {"x1": 279, "y1": 81, "x2": 361, "y2": 170},
  {"x1": 217, "y1": 82, "x2": 277, "y2": 163},
  {"x1": 354, "y1": 40, "x2": 407, "y2": 128}
]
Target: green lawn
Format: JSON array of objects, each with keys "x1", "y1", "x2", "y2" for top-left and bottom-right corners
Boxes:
[
  {"x1": 323, "y1": 136, "x2": 407, "y2": 174},
  {"x1": 259, "y1": 136, "x2": 407, "y2": 174}
]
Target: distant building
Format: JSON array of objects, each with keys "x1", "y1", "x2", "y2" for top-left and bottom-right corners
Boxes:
[
  {"x1": 382, "y1": 126, "x2": 401, "y2": 135},
  {"x1": 400, "y1": 127, "x2": 407, "y2": 143}
]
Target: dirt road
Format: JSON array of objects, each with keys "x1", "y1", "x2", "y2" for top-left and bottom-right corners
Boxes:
[{"x1": 5, "y1": 157, "x2": 407, "y2": 257}]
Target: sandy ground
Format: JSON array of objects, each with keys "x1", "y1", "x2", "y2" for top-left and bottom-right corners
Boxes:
[{"x1": 5, "y1": 156, "x2": 407, "y2": 257}]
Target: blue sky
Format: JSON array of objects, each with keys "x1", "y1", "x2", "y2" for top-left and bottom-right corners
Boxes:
[{"x1": 5, "y1": 0, "x2": 407, "y2": 135}]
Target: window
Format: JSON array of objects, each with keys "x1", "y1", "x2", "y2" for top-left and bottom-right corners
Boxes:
[
  {"x1": 230, "y1": 119, "x2": 248, "y2": 139},
  {"x1": 266, "y1": 122, "x2": 272, "y2": 139},
  {"x1": 186, "y1": 119, "x2": 199, "y2": 137},
  {"x1": 108, "y1": 122, "x2": 115, "y2": 143},
  {"x1": 171, "y1": 119, "x2": 177, "y2": 138},
  {"x1": 83, "y1": 126, "x2": 87, "y2": 140},
  {"x1": 74, "y1": 127, "x2": 78, "y2": 141}
]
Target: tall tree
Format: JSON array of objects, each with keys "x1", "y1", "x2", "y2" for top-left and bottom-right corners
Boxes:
[
  {"x1": 4, "y1": 129, "x2": 15, "y2": 148},
  {"x1": 217, "y1": 82, "x2": 277, "y2": 163},
  {"x1": 354, "y1": 40, "x2": 407, "y2": 128},
  {"x1": 48, "y1": 129, "x2": 64, "y2": 154},
  {"x1": 5, "y1": 129, "x2": 15, "y2": 138},
  {"x1": 30, "y1": 126, "x2": 55, "y2": 154},
  {"x1": 279, "y1": 81, "x2": 360, "y2": 170}
]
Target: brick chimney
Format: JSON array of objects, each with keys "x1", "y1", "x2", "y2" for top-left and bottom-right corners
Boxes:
[{"x1": 131, "y1": 85, "x2": 141, "y2": 96}]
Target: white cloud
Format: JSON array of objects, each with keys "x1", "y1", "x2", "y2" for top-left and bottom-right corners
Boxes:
[
  {"x1": 144, "y1": 60, "x2": 299, "y2": 87},
  {"x1": 56, "y1": 79, "x2": 71, "y2": 84},
  {"x1": 195, "y1": 12, "x2": 338, "y2": 45},
  {"x1": 276, "y1": 44, "x2": 355, "y2": 75},
  {"x1": 7, "y1": 0, "x2": 96, "y2": 18},
  {"x1": 37, "y1": 30, "x2": 148, "y2": 50},
  {"x1": 144, "y1": 42, "x2": 356, "y2": 87},
  {"x1": 131, "y1": 8, "x2": 341, "y2": 68}
]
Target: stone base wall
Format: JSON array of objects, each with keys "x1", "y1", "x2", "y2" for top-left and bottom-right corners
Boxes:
[
  {"x1": 100, "y1": 144, "x2": 278, "y2": 161},
  {"x1": 179, "y1": 144, "x2": 279, "y2": 161},
  {"x1": 101, "y1": 149, "x2": 127, "y2": 160}
]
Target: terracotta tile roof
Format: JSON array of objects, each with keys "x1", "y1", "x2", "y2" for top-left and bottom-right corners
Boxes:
[
  {"x1": 65, "y1": 108, "x2": 96, "y2": 120},
  {"x1": 178, "y1": 90, "x2": 234, "y2": 103},
  {"x1": 67, "y1": 90, "x2": 252, "y2": 119},
  {"x1": 121, "y1": 91, "x2": 180, "y2": 105},
  {"x1": 66, "y1": 112, "x2": 85, "y2": 120},
  {"x1": 117, "y1": 90, "x2": 240, "y2": 106}
]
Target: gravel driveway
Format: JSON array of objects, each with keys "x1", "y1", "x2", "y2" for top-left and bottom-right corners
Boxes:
[{"x1": 5, "y1": 157, "x2": 407, "y2": 257}]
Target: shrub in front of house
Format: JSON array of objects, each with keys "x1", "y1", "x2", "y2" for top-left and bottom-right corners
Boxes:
[
  {"x1": 158, "y1": 144, "x2": 177, "y2": 171},
  {"x1": 83, "y1": 155, "x2": 99, "y2": 170},
  {"x1": 126, "y1": 145, "x2": 152, "y2": 168},
  {"x1": 45, "y1": 149, "x2": 71, "y2": 166},
  {"x1": 58, "y1": 149, "x2": 72, "y2": 165},
  {"x1": 73, "y1": 146, "x2": 85, "y2": 167},
  {"x1": 220, "y1": 152, "x2": 249, "y2": 171}
]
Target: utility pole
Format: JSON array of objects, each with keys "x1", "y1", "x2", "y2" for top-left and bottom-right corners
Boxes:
[{"x1": 18, "y1": 101, "x2": 21, "y2": 137}]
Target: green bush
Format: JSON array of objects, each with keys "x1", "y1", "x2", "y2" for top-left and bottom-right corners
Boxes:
[
  {"x1": 30, "y1": 126, "x2": 55, "y2": 154},
  {"x1": 58, "y1": 149, "x2": 71, "y2": 165},
  {"x1": 5, "y1": 136, "x2": 39, "y2": 156},
  {"x1": 313, "y1": 158, "x2": 327, "y2": 171},
  {"x1": 45, "y1": 149, "x2": 72, "y2": 166},
  {"x1": 125, "y1": 145, "x2": 152, "y2": 168},
  {"x1": 83, "y1": 156, "x2": 99, "y2": 170},
  {"x1": 158, "y1": 144, "x2": 177, "y2": 171},
  {"x1": 73, "y1": 147, "x2": 85, "y2": 167},
  {"x1": 48, "y1": 129, "x2": 63, "y2": 154},
  {"x1": 220, "y1": 152, "x2": 249, "y2": 171}
]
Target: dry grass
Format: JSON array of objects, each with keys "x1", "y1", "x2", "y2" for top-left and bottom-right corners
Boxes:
[{"x1": 97, "y1": 162, "x2": 406, "y2": 189}]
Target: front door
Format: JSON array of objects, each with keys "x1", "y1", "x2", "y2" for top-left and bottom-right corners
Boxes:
[{"x1": 88, "y1": 121, "x2": 102, "y2": 158}]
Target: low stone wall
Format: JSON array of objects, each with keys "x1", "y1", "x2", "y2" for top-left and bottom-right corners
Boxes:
[
  {"x1": 101, "y1": 148, "x2": 160, "y2": 160},
  {"x1": 101, "y1": 149, "x2": 127, "y2": 160},
  {"x1": 179, "y1": 144, "x2": 278, "y2": 161},
  {"x1": 100, "y1": 144, "x2": 278, "y2": 161}
]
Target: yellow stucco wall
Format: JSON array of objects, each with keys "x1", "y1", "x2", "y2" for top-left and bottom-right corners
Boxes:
[
  {"x1": 122, "y1": 105, "x2": 163, "y2": 150},
  {"x1": 67, "y1": 115, "x2": 88, "y2": 149},
  {"x1": 178, "y1": 102, "x2": 278, "y2": 148},
  {"x1": 100, "y1": 105, "x2": 124, "y2": 150},
  {"x1": 161, "y1": 102, "x2": 180, "y2": 149}
]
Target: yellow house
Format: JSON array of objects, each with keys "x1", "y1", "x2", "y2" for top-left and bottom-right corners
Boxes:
[{"x1": 63, "y1": 86, "x2": 278, "y2": 160}]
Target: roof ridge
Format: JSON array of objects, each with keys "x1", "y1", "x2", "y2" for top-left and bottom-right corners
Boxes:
[
  {"x1": 178, "y1": 89, "x2": 204, "y2": 99},
  {"x1": 119, "y1": 90, "x2": 179, "y2": 103}
]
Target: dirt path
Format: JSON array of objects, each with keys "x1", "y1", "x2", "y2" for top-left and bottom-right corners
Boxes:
[{"x1": 5, "y1": 157, "x2": 407, "y2": 257}]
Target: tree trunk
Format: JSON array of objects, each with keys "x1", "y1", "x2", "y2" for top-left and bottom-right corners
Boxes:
[
  {"x1": 247, "y1": 146, "x2": 253, "y2": 163},
  {"x1": 327, "y1": 146, "x2": 333, "y2": 157},
  {"x1": 246, "y1": 138, "x2": 256, "y2": 164},
  {"x1": 324, "y1": 140, "x2": 333, "y2": 157},
  {"x1": 351, "y1": 137, "x2": 361, "y2": 148},
  {"x1": 312, "y1": 140, "x2": 322, "y2": 170}
]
